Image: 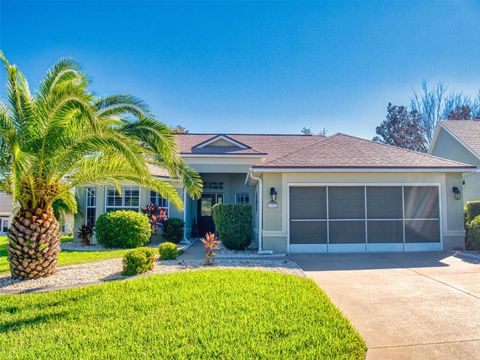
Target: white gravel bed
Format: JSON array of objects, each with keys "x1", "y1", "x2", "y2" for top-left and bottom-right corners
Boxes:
[
  {"x1": 214, "y1": 243, "x2": 285, "y2": 258},
  {"x1": 61, "y1": 241, "x2": 190, "y2": 252},
  {"x1": 0, "y1": 257, "x2": 303, "y2": 294}
]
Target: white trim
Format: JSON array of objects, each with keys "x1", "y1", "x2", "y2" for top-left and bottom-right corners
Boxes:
[
  {"x1": 367, "y1": 243, "x2": 404, "y2": 252},
  {"x1": 328, "y1": 244, "x2": 367, "y2": 253},
  {"x1": 404, "y1": 243, "x2": 442, "y2": 252},
  {"x1": 287, "y1": 183, "x2": 443, "y2": 253},
  {"x1": 252, "y1": 167, "x2": 475, "y2": 173},
  {"x1": 289, "y1": 244, "x2": 327, "y2": 253},
  {"x1": 182, "y1": 153, "x2": 265, "y2": 158},
  {"x1": 193, "y1": 135, "x2": 249, "y2": 149},
  {"x1": 249, "y1": 172, "x2": 263, "y2": 252}
]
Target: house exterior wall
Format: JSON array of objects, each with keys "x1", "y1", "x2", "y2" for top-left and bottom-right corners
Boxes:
[
  {"x1": 430, "y1": 128, "x2": 480, "y2": 201},
  {"x1": 74, "y1": 173, "x2": 255, "y2": 243},
  {"x1": 0, "y1": 192, "x2": 13, "y2": 215},
  {"x1": 259, "y1": 171, "x2": 465, "y2": 253}
]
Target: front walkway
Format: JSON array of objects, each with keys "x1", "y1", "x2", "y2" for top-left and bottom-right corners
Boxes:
[{"x1": 290, "y1": 252, "x2": 480, "y2": 359}]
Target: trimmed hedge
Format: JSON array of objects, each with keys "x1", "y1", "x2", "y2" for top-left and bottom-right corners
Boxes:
[
  {"x1": 163, "y1": 218, "x2": 184, "y2": 244},
  {"x1": 212, "y1": 204, "x2": 252, "y2": 250},
  {"x1": 96, "y1": 211, "x2": 151, "y2": 248},
  {"x1": 466, "y1": 215, "x2": 480, "y2": 250},
  {"x1": 465, "y1": 201, "x2": 480, "y2": 225},
  {"x1": 122, "y1": 248, "x2": 155, "y2": 276},
  {"x1": 159, "y1": 242, "x2": 178, "y2": 260}
]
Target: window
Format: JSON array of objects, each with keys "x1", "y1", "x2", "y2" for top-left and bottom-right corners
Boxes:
[
  {"x1": 86, "y1": 187, "x2": 96, "y2": 226},
  {"x1": 106, "y1": 187, "x2": 140, "y2": 212},
  {"x1": 234, "y1": 193, "x2": 250, "y2": 204},
  {"x1": 203, "y1": 181, "x2": 224, "y2": 190},
  {"x1": 1, "y1": 219, "x2": 8, "y2": 233},
  {"x1": 150, "y1": 191, "x2": 168, "y2": 212}
]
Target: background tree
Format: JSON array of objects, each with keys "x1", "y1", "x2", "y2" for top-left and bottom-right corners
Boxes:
[
  {"x1": 301, "y1": 127, "x2": 327, "y2": 136},
  {"x1": 171, "y1": 125, "x2": 188, "y2": 134},
  {"x1": 373, "y1": 103, "x2": 427, "y2": 153},
  {"x1": 447, "y1": 105, "x2": 473, "y2": 120},
  {"x1": 410, "y1": 81, "x2": 480, "y2": 145},
  {"x1": 301, "y1": 127, "x2": 312, "y2": 135},
  {"x1": 0, "y1": 52, "x2": 202, "y2": 279}
]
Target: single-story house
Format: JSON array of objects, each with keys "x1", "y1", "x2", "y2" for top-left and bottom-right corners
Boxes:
[
  {"x1": 74, "y1": 132, "x2": 477, "y2": 253},
  {"x1": 429, "y1": 120, "x2": 480, "y2": 202},
  {"x1": 0, "y1": 192, "x2": 12, "y2": 236}
]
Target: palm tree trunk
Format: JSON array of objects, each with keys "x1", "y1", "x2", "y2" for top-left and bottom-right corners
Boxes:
[{"x1": 7, "y1": 208, "x2": 61, "y2": 279}]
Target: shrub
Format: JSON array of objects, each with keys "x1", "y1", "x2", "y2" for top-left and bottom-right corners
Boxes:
[
  {"x1": 77, "y1": 223, "x2": 94, "y2": 245},
  {"x1": 465, "y1": 201, "x2": 480, "y2": 225},
  {"x1": 96, "y1": 211, "x2": 151, "y2": 248},
  {"x1": 466, "y1": 215, "x2": 480, "y2": 250},
  {"x1": 122, "y1": 248, "x2": 155, "y2": 276},
  {"x1": 163, "y1": 218, "x2": 184, "y2": 244},
  {"x1": 200, "y1": 232, "x2": 221, "y2": 265},
  {"x1": 159, "y1": 242, "x2": 178, "y2": 260},
  {"x1": 212, "y1": 204, "x2": 252, "y2": 250}
]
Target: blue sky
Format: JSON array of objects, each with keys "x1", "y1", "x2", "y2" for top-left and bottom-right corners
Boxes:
[{"x1": 1, "y1": 1, "x2": 479, "y2": 138}]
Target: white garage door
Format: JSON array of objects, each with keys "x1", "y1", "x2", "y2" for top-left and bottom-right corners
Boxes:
[{"x1": 288, "y1": 185, "x2": 441, "y2": 253}]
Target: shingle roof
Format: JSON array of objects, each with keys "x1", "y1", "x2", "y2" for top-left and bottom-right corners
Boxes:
[
  {"x1": 253, "y1": 133, "x2": 475, "y2": 169},
  {"x1": 176, "y1": 134, "x2": 324, "y2": 160},
  {"x1": 440, "y1": 120, "x2": 480, "y2": 159}
]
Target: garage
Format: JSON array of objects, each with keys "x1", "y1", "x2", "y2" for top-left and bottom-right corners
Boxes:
[{"x1": 288, "y1": 185, "x2": 441, "y2": 253}]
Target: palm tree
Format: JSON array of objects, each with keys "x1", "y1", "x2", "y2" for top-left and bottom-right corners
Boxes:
[{"x1": 0, "y1": 52, "x2": 202, "y2": 279}]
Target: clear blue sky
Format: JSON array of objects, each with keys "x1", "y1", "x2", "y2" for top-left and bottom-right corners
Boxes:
[{"x1": 1, "y1": 1, "x2": 479, "y2": 138}]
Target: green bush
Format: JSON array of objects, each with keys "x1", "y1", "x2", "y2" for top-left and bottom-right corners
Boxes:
[
  {"x1": 122, "y1": 248, "x2": 155, "y2": 276},
  {"x1": 212, "y1": 204, "x2": 252, "y2": 250},
  {"x1": 96, "y1": 211, "x2": 151, "y2": 248},
  {"x1": 163, "y1": 218, "x2": 184, "y2": 244},
  {"x1": 465, "y1": 201, "x2": 480, "y2": 225},
  {"x1": 466, "y1": 215, "x2": 480, "y2": 250},
  {"x1": 159, "y1": 242, "x2": 178, "y2": 260}
]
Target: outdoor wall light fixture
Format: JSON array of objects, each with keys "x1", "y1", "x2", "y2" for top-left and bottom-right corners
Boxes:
[
  {"x1": 452, "y1": 186, "x2": 461, "y2": 200},
  {"x1": 270, "y1": 187, "x2": 278, "y2": 202}
]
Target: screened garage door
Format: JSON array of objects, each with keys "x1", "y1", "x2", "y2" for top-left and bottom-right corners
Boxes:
[{"x1": 289, "y1": 185, "x2": 441, "y2": 253}]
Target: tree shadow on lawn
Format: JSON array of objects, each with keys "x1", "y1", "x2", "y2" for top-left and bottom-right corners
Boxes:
[{"x1": 0, "y1": 310, "x2": 71, "y2": 333}]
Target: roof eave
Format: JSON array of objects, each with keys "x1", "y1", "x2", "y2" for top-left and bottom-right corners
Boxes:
[{"x1": 251, "y1": 166, "x2": 477, "y2": 173}]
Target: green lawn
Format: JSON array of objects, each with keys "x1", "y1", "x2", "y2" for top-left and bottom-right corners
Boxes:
[
  {"x1": 0, "y1": 236, "x2": 133, "y2": 274},
  {"x1": 0, "y1": 270, "x2": 366, "y2": 359}
]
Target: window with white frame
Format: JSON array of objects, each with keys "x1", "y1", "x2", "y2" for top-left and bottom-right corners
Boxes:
[
  {"x1": 86, "y1": 187, "x2": 96, "y2": 226},
  {"x1": 106, "y1": 187, "x2": 140, "y2": 212},
  {"x1": 1, "y1": 219, "x2": 9, "y2": 234},
  {"x1": 150, "y1": 191, "x2": 168, "y2": 211},
  {"x1": 234, "y1": 192, "x2": 249, "y2": 204},
  {"x1": 203, "y1": 181, "x2": 224, "y2": 190}
]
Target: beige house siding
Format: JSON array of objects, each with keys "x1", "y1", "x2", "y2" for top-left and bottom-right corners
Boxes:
[
  {"x1": 259, "y1": 171, "x2": 465, "y2": 252},
  {"x1": 0, "y1": 192, "x2": 13, "y2": 215},
  {"x1": 430, "y1": 128, "x2": 480, "y2": 201}
]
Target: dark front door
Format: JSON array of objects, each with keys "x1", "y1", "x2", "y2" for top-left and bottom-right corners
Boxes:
[{"x1": 197, "y1": 193, "x2": 223, "y2": 236}]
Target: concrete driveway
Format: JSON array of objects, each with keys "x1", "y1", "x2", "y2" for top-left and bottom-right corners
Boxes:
[{"x1": 290, "y1": 252, "x2": 480, "y2": 359}]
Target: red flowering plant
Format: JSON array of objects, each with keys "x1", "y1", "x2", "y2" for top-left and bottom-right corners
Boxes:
[
  {"x1": 142, "y1": 203, "x2": 168, "y2": 236},
  {"x1": 200, "y1": 232, "x2": 221, "y2": 265}
]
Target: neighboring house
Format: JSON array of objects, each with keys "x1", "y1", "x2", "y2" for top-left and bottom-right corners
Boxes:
[
  {"x1": 74, "y1": 132, "x2": 476, "y2": 253},
  {"x1": 0, "y1": 192, "x2": 73, "y2": 235},
  {"x1": 430, "y1": 120, "x2": 480, "y2": 202},
  {"x1": 0, "y1": 192, "x2": 13, "y2": 236}
]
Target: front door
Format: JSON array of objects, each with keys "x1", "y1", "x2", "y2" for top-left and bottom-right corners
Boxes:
[{"x1": 197, "y1": 193, "x2": 223, "y2": 236}]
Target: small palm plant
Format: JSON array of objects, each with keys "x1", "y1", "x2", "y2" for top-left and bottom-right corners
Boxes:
[
  {"x1": 200, "y1": 232, "x2": 221, "y2": 265},
  {"x1": 0, "y1": 52, "x2": 202, "y2": 279}
]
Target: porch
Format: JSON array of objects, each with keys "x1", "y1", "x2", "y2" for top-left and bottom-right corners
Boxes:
[{"x1": 183, "y1": 172, "x2": 258, "y2": 241}]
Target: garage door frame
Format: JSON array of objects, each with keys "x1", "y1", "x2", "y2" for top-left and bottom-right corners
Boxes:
[{"x1": 287, "y1": 183, "x2": 443, "y2": 253}]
